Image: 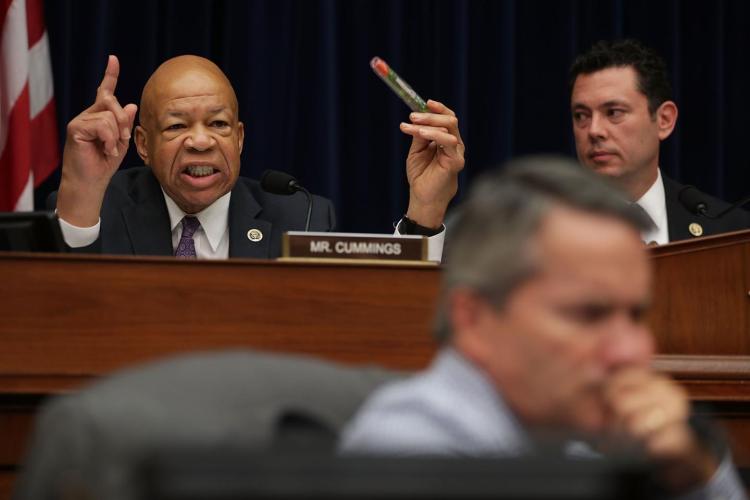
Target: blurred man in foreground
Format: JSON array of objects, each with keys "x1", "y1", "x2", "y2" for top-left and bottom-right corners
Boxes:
[
  {"x1": 55, "y1": 55, "x2": 464, "y2": 259},
  {"x1": 341, "y1": 157, "x2": 745, "y2": 499},
  {"x1": 570, "y1": 39, "x2": 750, "y2": 243}
]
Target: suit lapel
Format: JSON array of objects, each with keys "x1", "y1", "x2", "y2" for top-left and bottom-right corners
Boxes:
[
  {"x1": 121, "y1": 170, "x2": 174, "y2": 256},
  {"x1": 228, "y1": 180, "x2": 273, "y2": 258}
]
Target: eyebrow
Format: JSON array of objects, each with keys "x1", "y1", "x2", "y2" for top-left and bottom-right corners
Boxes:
[
  {"x1": 571, "y1": 99, "x2": 630, "y2": 111},
  {"x1": 600, "y1": 99, "x2": 630, "y2": 108},
  {"x1": 164, "y1": 107, "x2": 232, "y2": 118}
]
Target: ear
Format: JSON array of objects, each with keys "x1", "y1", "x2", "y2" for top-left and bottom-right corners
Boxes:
[
  {"x1": 450, "y1": 287, "x2": 506, "y2": 368},
  {"x1": 134, "y1": 125, "x2": 150, "y2": 165},
  {"x1": 237, "y1": 121, "x2": 245, "y2": 154},
  {"x1": 655, "y1": 100, "x2": 678, "y2": 141},
  {"x1": 449, "y1": 288, "x2": 492, "y2": 336}
]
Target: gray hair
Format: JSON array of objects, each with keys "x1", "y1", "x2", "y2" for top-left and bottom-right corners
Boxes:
[{"x1": 434, "y1": 155, "x2": 652, "y2": 343}]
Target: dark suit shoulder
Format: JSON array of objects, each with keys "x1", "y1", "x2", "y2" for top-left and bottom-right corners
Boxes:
[
  {"x1": 235, "y1": 176, "x2": 332, "y2": 206},
  {"x1": 662, "y1": 174, "x2": 750, "y2": 241},
  {"x1": 233, "y1": 176, "x2": 336, "y2": 231},
  {"x1": 106, "y1": 166, "x2": 162, "y2": 202},
  {"x1": 110, "y1": 165, "x2": 153, "y2": 183},
  {"x1": 46, "y1": 166, "x2": 154, "y2": 210}
]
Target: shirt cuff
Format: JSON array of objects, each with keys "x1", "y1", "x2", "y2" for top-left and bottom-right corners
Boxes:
[
  {"x1": 394, "y1": 220, "x2": 445, "y2": 263},
  {"x1": 57, "y1": 215, "x2": 101, "y2": 248},
  {"x1": 674, "y1": 453, "x2": 748, "y2": 500}
]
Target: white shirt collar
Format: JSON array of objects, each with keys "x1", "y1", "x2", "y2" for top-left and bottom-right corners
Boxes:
[
  {"x1": 162, "y1": 191, "x2": 231, "y2": 252},
  {"x1": 635, "y1": 168, "x2": 669, "y2": 245}
]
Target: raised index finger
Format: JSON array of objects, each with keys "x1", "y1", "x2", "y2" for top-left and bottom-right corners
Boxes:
[{"x1": 97, "y1": 55, "x2": 120, "y2": 97}]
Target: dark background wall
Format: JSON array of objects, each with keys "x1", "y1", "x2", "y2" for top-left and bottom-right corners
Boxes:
[{"x1": 38, "y1": 0, "x2": 750, "y2": 232}]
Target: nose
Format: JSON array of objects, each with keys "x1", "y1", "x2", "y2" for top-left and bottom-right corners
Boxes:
[
  {"x1": 184, "y1": 125, "x2": 215, "y2": 151},
  {"x1": 600, "y1": 317, "x2": 654, "y2": 369},
  {"x1": 588, "y1": 113, "x2": 607, "y2": 141}
]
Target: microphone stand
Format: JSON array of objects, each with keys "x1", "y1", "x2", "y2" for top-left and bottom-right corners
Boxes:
[
  {"x1": 713, "y1": 195, "x2": 750, "y2": 219},
  {"x1": 297, "y1": 186, "x2": 313, "y2": 231}
]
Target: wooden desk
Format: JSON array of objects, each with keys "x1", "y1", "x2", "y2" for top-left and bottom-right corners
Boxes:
[{"x1": 1, "y1": 250, "x2": 749, "y2": 497}]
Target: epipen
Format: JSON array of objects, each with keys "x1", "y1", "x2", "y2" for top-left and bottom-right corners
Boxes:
[{"x1": 370, "y1": 56, "x2": 427, "y2": 112}]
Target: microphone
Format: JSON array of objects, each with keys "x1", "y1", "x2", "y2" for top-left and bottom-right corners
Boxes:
[
  {"x1": 678, "y1": 185, "x2": 750, "y2": 220},
  {"x1": 260, "y1": 170, "x2": 313, "y2": 231},
  {"x1": 677, "y1": 185, "x2": 709, "y2": 217}
]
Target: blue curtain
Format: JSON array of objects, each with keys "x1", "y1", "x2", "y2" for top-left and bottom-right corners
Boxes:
[{"x1": 39, "y1": 0, "x2": 750, "y2": 232}]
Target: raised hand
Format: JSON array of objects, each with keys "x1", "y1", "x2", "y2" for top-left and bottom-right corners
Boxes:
[
  {"x1": 400, "y1": 99, "x2": 465, "y2": 229},
  {"x1": 57, "y1": 55, "x2": 138, "y2": 227}
]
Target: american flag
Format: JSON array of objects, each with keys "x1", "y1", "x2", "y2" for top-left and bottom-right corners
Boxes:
[{"x1": 0, "y1": 0, "x2": 59, "y2": 211}]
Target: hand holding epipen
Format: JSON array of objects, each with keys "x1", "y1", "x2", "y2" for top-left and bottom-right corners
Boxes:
[{"x1": 370, "y1": 57, "x2": 427, "y2": 112}]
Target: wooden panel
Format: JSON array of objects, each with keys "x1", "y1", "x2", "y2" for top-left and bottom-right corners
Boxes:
[
  {"x1": 0, "y1": 253, "x2": 445, "y2": 499},
  {"x1": 653, "y1": 355, "x2": 750, "y2": 466},
  {"x1": 0, "y1": 471, "x2": 16, "y2": 500},
  {"x1": 0, "y1": 253, "x2": 441, "y2": 384},
  {"x1": 650, "y1": 231, "x2": 750, "y2": 354},
  {"x1": 3, "y1": 248, "x2": 750, "y2": 497},
  {"x1": 0, "y1": 397, "x2": 41, "y2": 467}
]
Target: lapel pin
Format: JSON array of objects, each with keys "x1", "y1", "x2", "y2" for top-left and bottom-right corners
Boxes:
[
  {"x1": 247, "y1": 228, "x2": 263, "y2": 242},
  {"x1": 688, "y1": 223, "x2": 703, "y2": 237}
]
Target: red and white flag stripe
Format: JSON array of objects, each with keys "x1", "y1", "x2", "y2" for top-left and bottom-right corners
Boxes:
[{"x1": 0, "y1": 0, "x2": 59, "y2": 211}]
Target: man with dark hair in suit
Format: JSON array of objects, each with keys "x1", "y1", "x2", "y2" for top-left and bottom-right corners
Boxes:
[
  {"x1": 569, "y1": 39, "x2": 750, "y2": 243},
  {"x1": 55, "y1": 55, "x2": 464, "y2": 259}
]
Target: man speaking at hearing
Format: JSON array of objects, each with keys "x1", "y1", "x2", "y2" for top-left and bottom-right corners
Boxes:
[{"x1": 55, "y1": 55, "x2": 463, "y2": 259}]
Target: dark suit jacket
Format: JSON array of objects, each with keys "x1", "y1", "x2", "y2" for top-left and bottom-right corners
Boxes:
[
  {"x1": 54, "y1": 167, "x2": 336, "y2": 258},
  {"x1": 663, "y1": 175, "x2": 750, "y2": 242}
]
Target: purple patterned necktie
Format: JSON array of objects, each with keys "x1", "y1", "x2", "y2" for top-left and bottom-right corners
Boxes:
[{"x1": 175, "y1": 216, "x2": 201, "y2": 258}]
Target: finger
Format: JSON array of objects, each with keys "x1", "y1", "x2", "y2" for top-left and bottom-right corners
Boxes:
[
  {"x1": 98, "y1": 94, "x2": 132, "y2": 140},
  {"x1": 609, "y1": 392, "x2": 688, "y2": 443},
  {"x1": 401, "y1": 123, "x2": 454, "y2": 141},
  {"x1": 400, "y1": 123, "x2": 450, "y2": 137},
  {"x1": 123, "y1": 103, "x2": 138, "y2": 134},
  {"x1": 609, "y1": 383, "x2": 684, "y2": 426},
  {"x1": 97, "y1": 55, "x2": 120, "y2": 97},
  {"x1": 401, "y1": 123, "x2": 452, "y2": 155},
  {"x1": 409, "y1": 112, "x2": 459, "y2": 133},
  {"x1": 633, "y1": 409, "x2": 684, "y2": 441},
  {"x1": 608, "y1": 372, "x2": 683, "y2": 411},
  {"x1": 400, "y1": 122, "x2": 430, "y2": 152},
  {"x1": 409, "y1": 101, "x2": 462, "y2": 142},
  {"x1": 116, "y1": 104, "x2": 138, "y2": 150},
  {"x1": 77, "y1": 112, "x2": 122, "y2": 156},
  {"x1": 425, "y1": 99, "x2": 456, "y2": 117},
  {"x1": 606, "y1": 372, "x2": 674, "y2": 426},
  {"x1": 412, "y1": 105, "x2": 465, "y2": 147},
  {"x1": 605, "y1": 368, "x2": 654, "y2": 399},
  {"x1": 414, "y1": 127, "x2": 460, "y2": 149}
]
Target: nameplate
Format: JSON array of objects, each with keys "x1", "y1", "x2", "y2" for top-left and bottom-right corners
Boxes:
[{"x1": 282, "y1": 232, "x2": 427, "y2": 261}]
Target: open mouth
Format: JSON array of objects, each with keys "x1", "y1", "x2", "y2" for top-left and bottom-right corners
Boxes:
[{"x1": 183, "y1": 165, "x2": 219, "y2": 177}]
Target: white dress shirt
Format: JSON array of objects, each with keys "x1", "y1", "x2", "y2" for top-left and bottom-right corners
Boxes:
[
  {"x1": 636, "y1": 168, "x2": 669, "y2": 245},
  {"x1": 394, "y1": 224, "x2": 444, "y2": 262},
  {"x1": 164, "y1": 191, "x2": 230, "y2": 259}
]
